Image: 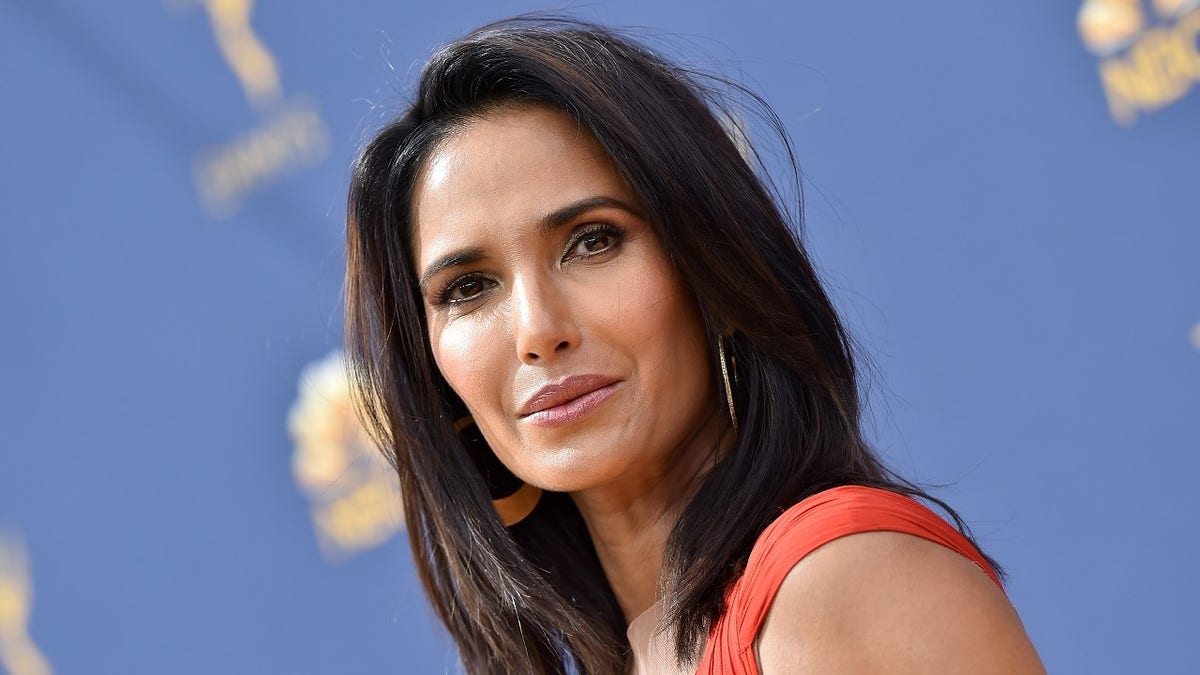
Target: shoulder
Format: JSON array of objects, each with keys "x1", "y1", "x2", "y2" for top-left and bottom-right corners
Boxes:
[{"x1": 754, "y1": 529, "x2": 1046, "y2": 674}]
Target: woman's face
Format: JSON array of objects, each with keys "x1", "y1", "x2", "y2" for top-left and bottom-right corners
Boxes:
[{"x1": 411, "y1": 104, "x2": 718, "y2": 493}]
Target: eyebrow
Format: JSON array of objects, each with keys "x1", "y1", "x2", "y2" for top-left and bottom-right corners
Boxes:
[{"x1": 417, "y1": 195, "x2": 643, "y2": 294}]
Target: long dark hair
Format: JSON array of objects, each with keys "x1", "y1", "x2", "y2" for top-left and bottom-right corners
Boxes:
[{"x1": 344, "y1": 16, "x2": 1002, "y2": 675}]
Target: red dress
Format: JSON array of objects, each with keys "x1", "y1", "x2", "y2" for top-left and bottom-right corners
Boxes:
[{"x1": 693, "y1": 485, "x2": 1005, "y2": 674}]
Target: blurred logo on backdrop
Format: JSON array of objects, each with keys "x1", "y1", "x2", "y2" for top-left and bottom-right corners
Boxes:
[
  {"x1": 170, "y1": 0, "x2": 331, "y2": 218},
  {"x1": 288, "y1": 351, "x2": 404, "y2": 562},
  {"x1": 1077, "y1": 0, "x2": 1200, "y2": 124},
  {"x1": 0, "y1": 533, "x2": 52, "y2": 675}
]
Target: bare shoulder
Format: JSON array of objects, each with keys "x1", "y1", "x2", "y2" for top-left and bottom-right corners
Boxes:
[{"x1": 755, "y1": 530, "x2": 1046, "y2": 674}]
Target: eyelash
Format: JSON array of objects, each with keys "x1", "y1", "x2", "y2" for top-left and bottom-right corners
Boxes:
[
  {"x1": 565, "y1": 223, "x2": 626, "y2": 261},
  {"x1": 432, "y1": 223, "x2": 627, "y2": 307}
]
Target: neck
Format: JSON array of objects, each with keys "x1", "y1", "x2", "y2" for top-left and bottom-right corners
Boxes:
[{"x1": 570, "y1": 409, "x2": 735, "y2": 624}]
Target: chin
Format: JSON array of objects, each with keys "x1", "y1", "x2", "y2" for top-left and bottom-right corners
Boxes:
[{"x1": 515, "y1": 439, "x2": 636, "y2": 493}]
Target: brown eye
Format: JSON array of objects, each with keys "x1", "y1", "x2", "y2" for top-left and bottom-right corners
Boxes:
[
  {"x1": 451, "y1": 279, "x2": 485, "y2": 300},
  {"x1": 438, "y1": 275, "x2": 495, "y2": 305},
  {"x1": 580, "y1": 232, "x2": 613, "y2": 253},
  {"x1": 565, "y1": 224, "x2": 625, "y2": 261}
]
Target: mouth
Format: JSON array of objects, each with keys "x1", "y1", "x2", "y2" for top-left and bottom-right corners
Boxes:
[{"x1": 518, "y1": 375, "x2": 622, "y2": 427}]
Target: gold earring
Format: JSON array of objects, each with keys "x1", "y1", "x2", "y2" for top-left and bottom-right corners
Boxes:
[
  {"x1": 454, "y1": 415, "x2": 543, "y2": 526},
  {"x1": 492, "y1": 482, "x2": 543, "y2": 527},
  {"x1": 718, "y1": 335, "x2": 738, "y2": 435}
]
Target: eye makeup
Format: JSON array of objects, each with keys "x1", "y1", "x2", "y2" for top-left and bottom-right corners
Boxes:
[{"x1": 429, "y1": 221, "x2": 629, "y2": 308}]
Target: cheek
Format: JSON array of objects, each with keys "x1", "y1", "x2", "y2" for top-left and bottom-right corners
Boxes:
[
  {"x1": 626, "y1": 264, "x2": 711, "y2": 404},
  {"x1": 622, "y1": 259, "x2": 705, "y2": 354},
  {"x1": 431, "y1": 317, "x2": 507, "y2": 414}
]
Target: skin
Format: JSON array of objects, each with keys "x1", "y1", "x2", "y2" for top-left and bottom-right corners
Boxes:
[
  {"x1": 411, "y1": 103, "x2": 1046, "y2": 672},
  {"x1": 757, "y1": 531, "x2": 1047, "y2": 673},
  {"x1": 411, "y1": 103, "x2": 731, "y2": 623}
]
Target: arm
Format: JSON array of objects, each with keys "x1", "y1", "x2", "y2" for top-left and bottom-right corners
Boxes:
[{"x1": 755, "y1": 530, "x2": 1046, "y2": 674}]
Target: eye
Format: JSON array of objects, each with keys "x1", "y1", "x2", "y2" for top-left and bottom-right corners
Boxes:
[
  {"x1": 436, "y1": 274, "x2": 496, "y2": 305},
  {"x1": 564, "y1": 224, "x2": 625, "y2": 261}
]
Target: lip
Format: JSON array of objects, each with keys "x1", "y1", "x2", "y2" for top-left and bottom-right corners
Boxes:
[{"x1": 518, "y1": 374, "x2": 622, "y2": 427}]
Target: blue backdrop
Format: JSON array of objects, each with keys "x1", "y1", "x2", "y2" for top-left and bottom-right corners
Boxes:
[{"x1": 1, "y1": 1, "x2": 1197, "y2": 673}]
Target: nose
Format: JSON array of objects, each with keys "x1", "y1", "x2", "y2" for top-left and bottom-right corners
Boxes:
[{"x1": 511, "y1": 272, "x2": 580, "y2": 364}]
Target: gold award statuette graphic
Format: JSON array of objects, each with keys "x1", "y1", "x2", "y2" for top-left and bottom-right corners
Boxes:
[
  {"x1": 171, "y1": 0, "x2": 331, "y2": 218},
  {"x1": 288, "y1": 351, "x2": 404, "y2": 561},
  {"x1": 1078, "y1": 0, "x2": 1200, "y2": 124},
  {"x1": 0, "y1": 534, "x2": 52, "y2": 675}
]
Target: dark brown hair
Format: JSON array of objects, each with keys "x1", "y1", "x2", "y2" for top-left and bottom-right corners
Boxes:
[{"x1": 344, "y1": 16, "x2": 1002, "y2": 675}]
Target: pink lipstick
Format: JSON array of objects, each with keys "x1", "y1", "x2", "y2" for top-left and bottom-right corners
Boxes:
[{"x1": 518, "y1": 375, "x2": 621, "y2": 428}]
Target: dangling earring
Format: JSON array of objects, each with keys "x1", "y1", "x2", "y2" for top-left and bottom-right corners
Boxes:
[
  {"x1": 718, "y1": 335, "x2": 738, "y2": 435},
  {"x1": 454, "y1": 415, "x2": 542, "y2": 526},
  {"x1": 492, "y1": 482, "x2": 542, "y2": 527}
]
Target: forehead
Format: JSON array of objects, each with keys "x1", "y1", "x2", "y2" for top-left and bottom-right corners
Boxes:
[{"x1": 410, "y1": 105, "x2": 631, "y2": 266}]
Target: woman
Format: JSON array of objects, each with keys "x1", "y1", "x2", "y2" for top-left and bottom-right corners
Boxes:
[{"x1": 344, "y1": 17, "x2": 1045, "y2": 675}]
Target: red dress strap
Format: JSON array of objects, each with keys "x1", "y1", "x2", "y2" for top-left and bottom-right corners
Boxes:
[{"x1": 694, "y1": 485, "x2": 1004, "y2": 674}]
